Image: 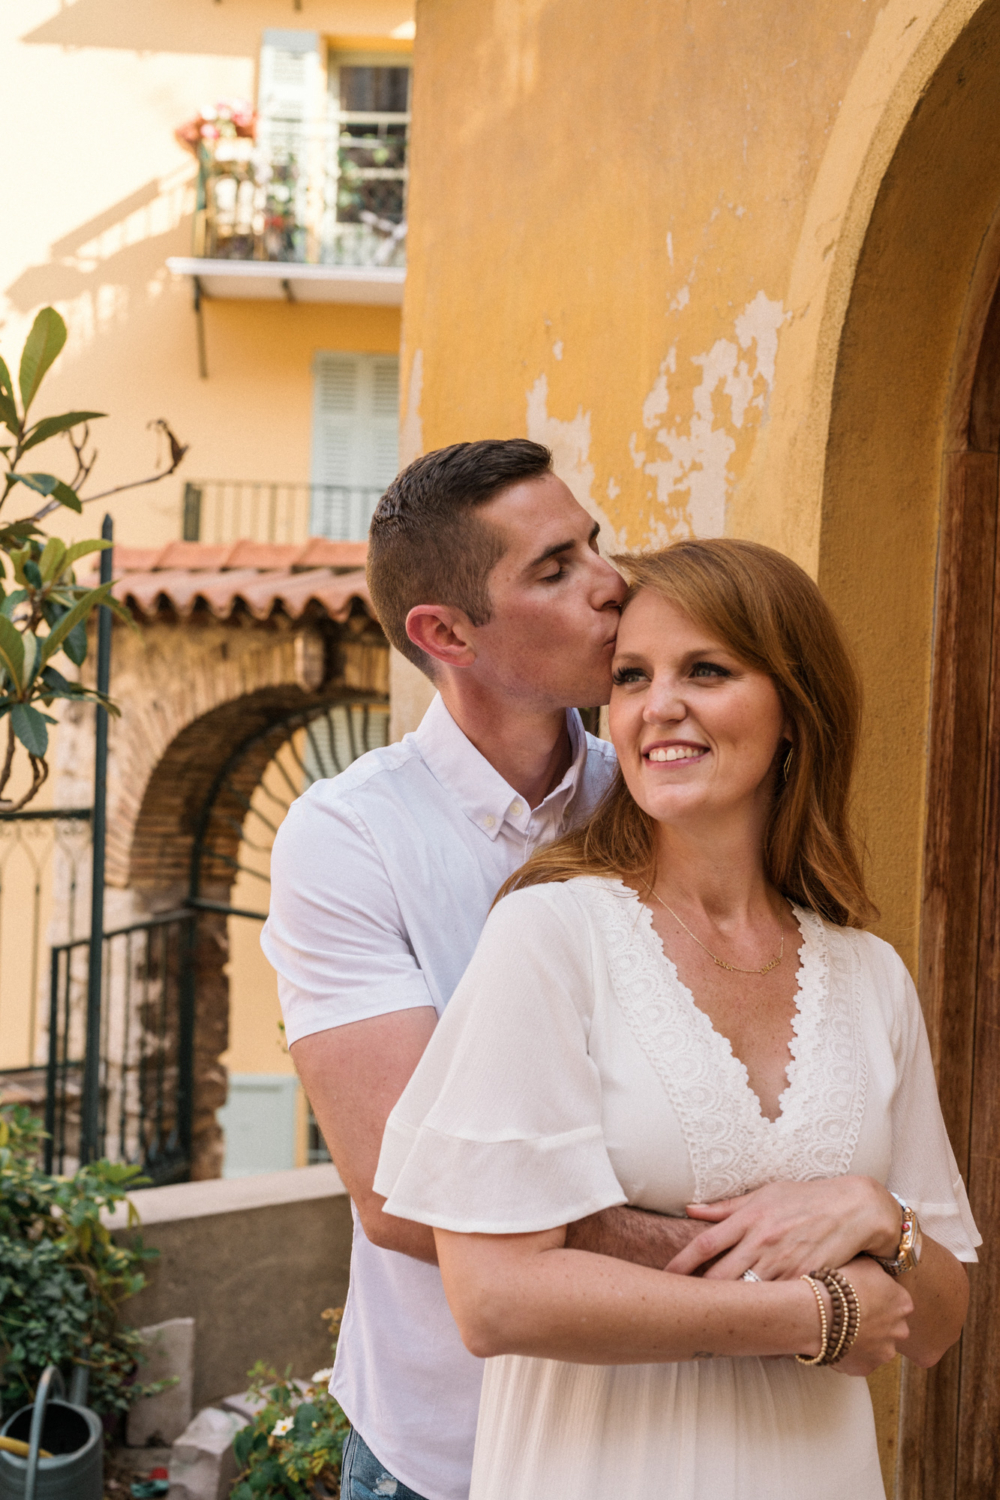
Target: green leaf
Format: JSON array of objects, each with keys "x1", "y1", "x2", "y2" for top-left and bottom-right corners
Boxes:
[
  {"x1": 0, "y1": 615, "x2": 25, "y2": 689},
  {"x1": 9, "y1": 471, "x2": 57, "y2": 496},
  {"x1": 39, "y1": 580, "x2": 112, "y2": 666},
  {"x1": 62, "y1": 619, "x2": 88, "y2": 667},
  {"x1": 18, "y1": 308, "x2": 67, "y2": 417},
  {"x1": 1, "y1": 589, "x2": 28, "y2": 620},
  {"x1": 10, "y1": 703, "x2": 50, "y2": 756},
  {"x1": 19, "y1": 411, "x2": 105, "y2": 456},
  {"x1": 38, "y1": 538, "x2": 66, "y2": 582},
  {"x1": 21, "y1": 629, "x2": 37, "y2": 686},
  {"x1": 51, "y1": 480, "x2": 82, "y2": 513},
  {"x1": 62, "y1": 538, "x2": 111, "y2": 570},
  {"x1": 0, "y1": 520, "x2": 43, "y2": 550},
  {"x1": 0, "y1": 356, "x2": 18, "y2": 436},
  {"x1": 23, "y1": 560, "x2": 42, "y2": 590}
]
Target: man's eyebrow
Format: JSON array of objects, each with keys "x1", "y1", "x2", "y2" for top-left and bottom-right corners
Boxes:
[{"x1": 527, "y1": 522, "x2": 601, "y2": 570}]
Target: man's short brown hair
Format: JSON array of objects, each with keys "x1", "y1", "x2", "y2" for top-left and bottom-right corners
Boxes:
[{"x1": 367, "y1": 439, "x2": 553, "y2": 676}]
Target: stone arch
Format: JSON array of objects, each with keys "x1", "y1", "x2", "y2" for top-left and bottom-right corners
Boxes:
[{"x1": 806, "y1": 4, "x2": 1000, "y2": 1493}]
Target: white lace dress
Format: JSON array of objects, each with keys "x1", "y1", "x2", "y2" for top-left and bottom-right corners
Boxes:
[{"x1": 374, "y1": 878, "x2": 980, "y2": 1500}]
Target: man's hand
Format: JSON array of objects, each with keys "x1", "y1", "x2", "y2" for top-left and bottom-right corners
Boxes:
[
  {"x1": 291, "y1": 1007, "x2": 439, "y2": 1264},
  {"x1": 566, "y1": 1205, "x2": 708, "y2": 1269},
  {"x1": 664, "y1": 1177, "x2": 902, "y2": 1281}
]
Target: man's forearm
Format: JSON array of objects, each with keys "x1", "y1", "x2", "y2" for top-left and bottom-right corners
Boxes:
[{"x1": 565, "y1": 1205, "x2": 705, "y2": 1269}]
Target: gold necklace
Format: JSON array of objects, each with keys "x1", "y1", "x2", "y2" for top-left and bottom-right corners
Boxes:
[{"x1": 646, "y1": 884, "x2": 784, "y2": 976}]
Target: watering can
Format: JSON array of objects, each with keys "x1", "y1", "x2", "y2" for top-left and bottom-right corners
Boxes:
[{"x1": 0, "y1": 1366, "x2": 103, "y2": 1500}]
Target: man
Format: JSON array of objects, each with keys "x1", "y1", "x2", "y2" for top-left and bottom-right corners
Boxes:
[{"x1": 262, "y1": 440, "x2": 700, "y2": 1500}]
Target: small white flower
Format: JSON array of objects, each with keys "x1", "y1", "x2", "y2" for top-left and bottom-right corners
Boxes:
[
  {"x1": 311, "y1": 1368, "x2": 334, "y2": 1384},
  {"x1": 272, "y1": 1417, "x2": 294, "y2": 1437}
]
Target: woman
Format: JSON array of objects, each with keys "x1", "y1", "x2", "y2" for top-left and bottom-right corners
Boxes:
[{"x1": 374, "y1": 540, "x2": 978, "y2": 1500}]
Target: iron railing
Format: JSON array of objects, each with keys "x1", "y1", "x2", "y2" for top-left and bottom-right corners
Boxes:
[
  {"x1": 45, "y1": 910, "x2": 196, "y2": 1184},
  {"x1": 182, "y1": 478, "x2": 384, "y2": 545},
  {"x1": 0, "y1": 810, "x2": 92, "y2": 1077},
  {"x1": 192, "y1": 121, "x2": 407, "y2": 268}
]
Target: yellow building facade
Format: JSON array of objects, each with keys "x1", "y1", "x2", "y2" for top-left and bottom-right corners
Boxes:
[
  {"x1": 398, "y1": 0, "x2": 1000, "y2": 1490},
  {"x1": 1, "y1": 1, "x2": 410, "y2": 1168}
]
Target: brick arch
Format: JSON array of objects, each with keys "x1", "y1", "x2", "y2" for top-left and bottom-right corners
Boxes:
[{"x1": 66, "y1": 609, "x2": 388, "y2": 1179}]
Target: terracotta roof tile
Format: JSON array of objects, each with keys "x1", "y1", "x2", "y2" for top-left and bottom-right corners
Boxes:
[{"x1": 86, "y1": 539, "x2": 375, "y2": 624}]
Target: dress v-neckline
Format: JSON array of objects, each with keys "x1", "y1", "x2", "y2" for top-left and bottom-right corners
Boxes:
[
  {"x1": 578, "y1": 875, "x2": 866, "y2": 1204},
  {"x1": 636, "y1": 893, "x2": 810, "y2": 1127}
]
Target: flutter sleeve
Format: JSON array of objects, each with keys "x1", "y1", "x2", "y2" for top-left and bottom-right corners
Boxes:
[
  {"x1": 374, "y1": 881, "x2": 627, "y2": 1234},
  {"x1": 875, "y1": 939, "x2": 981, "y2": 1261}
]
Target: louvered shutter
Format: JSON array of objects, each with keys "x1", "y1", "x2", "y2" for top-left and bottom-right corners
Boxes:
[
  {"x1": 311, "y1": 353, "x2": 400, "y2": 538},
  {"x1": 257, "y1": 29, "x2": 321, "y2": 127}
]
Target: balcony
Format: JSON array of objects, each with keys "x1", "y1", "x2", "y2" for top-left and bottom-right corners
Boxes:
[
  {"x1": 181, "y1": 478, "x2": 385, "y2": 545},
  {"x1": 167, "y1": 107, "x2": 407, "y2": 305}
]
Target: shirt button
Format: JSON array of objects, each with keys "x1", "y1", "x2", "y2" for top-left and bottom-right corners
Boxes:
[
  {"x1": 484, "y1": 815, "x2": 496, "y2": 829},
  {"x1": 510, "y1": 801, "x2": 523, "y2": 816}
]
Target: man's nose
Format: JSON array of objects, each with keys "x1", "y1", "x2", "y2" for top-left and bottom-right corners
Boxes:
[{"x1": 592, "y1": 555, "x2": 627, "y2": 609}]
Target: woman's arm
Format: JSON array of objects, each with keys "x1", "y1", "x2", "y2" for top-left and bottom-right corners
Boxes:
[
  {"x1": 664, "y1": 1176, "x2": 968, "y2": 1367},
  {"x1": 434, "y1": 1224, "x2": 911, "y2": 1372}
]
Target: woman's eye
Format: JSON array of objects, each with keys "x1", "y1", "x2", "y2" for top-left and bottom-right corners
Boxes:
[
  {"x1": 612, "y1": 667, "x2": 647, "y2": 685},
  {"x1": 690, "y1": 661, "x2": 730, "y2": 679}
]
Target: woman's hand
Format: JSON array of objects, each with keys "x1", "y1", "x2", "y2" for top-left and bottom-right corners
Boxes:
[
  {"x1": 665, "y1": 1177, "x2": 902, "y2": 1281},
  {"x1": 817, "y1": 1257, "x2": 913, "y2": 1377}
]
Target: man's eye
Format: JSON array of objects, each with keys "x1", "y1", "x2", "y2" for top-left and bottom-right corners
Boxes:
[
  {"x1": 542, "y1": 566, "x2": 566, "y2": 583},
  {"x1": 612, "y1": 667, "x2": 647, "y2": 685}
]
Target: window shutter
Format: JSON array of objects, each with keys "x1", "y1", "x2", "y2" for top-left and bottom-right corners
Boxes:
[
  {"x1": 311, "y1": 353, "x2": 400, "y2": 538},
  {"x1": 257, "y1": 29, "x2": 321, "y2": 126}
]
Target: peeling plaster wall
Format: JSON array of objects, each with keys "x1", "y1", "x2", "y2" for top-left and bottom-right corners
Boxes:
[{"x1": 403, "y1": 0, "x2": 882, "y2": 549}]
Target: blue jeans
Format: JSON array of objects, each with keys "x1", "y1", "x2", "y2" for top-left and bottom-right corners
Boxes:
[{"x1": 341, "y1": 1428, "x2": 430, "y2": 1500}]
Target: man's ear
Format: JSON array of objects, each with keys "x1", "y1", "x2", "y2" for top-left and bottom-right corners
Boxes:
[{"x1": 405, "y1": 605, "x2": 478, "y2": 670}]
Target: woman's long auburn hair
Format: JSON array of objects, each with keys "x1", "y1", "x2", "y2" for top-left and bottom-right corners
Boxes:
[{"x1": 499, "y1": 538, "x2": 877, "y2": 928}]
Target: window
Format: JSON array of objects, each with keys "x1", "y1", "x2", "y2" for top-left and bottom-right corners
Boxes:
[
  {"x1": 326, "y1": 52, "x2": 411, "y2": 266},
  {"x1": 310, "y1": 351, "x2": 399, "y2": 537}
]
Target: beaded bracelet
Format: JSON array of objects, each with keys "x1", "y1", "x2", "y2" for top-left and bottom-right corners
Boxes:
[
  {"x1": 795, "y1": 1276, "x2": 829, "y2": 1366},
  {"x1": 795, "y1": 1268, "x2": 862, "y2": 1366}
]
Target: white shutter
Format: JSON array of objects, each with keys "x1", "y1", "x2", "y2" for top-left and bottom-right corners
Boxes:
[
  {"x1": 310, "y1": 352, "x2": 399, "y2": 538},
  {"x1": 257, "y1": 29, "x2": 321, "y2": 125}
]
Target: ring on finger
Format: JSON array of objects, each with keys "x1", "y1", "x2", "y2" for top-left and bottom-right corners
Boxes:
[{"x1": 741, "y1": 1269, "x2": 761, "y2": 1282}]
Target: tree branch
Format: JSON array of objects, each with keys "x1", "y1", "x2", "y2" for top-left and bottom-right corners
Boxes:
[{"x1": 31, "y1": 419, "x2": 189, "y2": 523}]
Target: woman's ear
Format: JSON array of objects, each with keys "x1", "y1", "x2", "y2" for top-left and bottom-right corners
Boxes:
[{"x1": 405, "y1": 605, "x2": 478, "y2": 670}]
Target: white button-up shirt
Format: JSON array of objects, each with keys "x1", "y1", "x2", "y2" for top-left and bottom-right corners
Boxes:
[{"x1": 262, "y1": 694, "x2": 616, "y2": 1500}]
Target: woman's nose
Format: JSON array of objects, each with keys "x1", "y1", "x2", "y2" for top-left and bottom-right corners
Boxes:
[{"x1": 643, "y1": 679, "x2": 686, "y2": 724}]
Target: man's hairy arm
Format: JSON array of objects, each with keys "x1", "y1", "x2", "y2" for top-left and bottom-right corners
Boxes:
[
  {"x1": 291, "y1": 1008, "x2": 440, "y2": 1263},
  {"x1": 566, "y1": 1206, "x2": 706, "y2": 1267},
  {"x1": 294, "y1": 1011, "x2": 705, "y2": 1271}
]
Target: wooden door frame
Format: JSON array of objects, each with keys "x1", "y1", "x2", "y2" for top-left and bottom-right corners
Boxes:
[{"x1": 900, "y1": 213, "x2": 1000, "y2": 1498}]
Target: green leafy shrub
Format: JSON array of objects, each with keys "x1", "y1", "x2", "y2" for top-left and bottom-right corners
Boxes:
[
  {"x1": 231, "y1": 1308, "x2": 350, "y2": 1499},
  {"x1": 0, "y1": 1101, "x2": 164, "y2": 1420}
]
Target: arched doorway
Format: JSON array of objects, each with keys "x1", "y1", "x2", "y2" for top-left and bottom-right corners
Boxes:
[{"x1": 814, "y1": 5, "x2": 1000, "y2": 1492}]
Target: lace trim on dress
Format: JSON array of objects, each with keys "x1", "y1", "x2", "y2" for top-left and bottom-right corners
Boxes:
[{"x1": 575, "y1": 878, "x2": 867, "y2": 1204}]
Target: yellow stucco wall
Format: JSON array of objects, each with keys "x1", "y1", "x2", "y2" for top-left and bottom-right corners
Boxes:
[{"x1": 2, "y1": 0, "x2": 411, "y2": 549}]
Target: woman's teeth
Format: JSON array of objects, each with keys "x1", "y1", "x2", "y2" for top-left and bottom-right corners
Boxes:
[{"x1": 647, "y1": 746, "x2": 704, "y2": 762}]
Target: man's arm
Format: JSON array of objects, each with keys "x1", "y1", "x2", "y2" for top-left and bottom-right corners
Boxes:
[
  {"x1": 292, "y1": 1007, "x2": 440, "y2": 1263},
  {"x1": 566, "y1": 1206, "x2": 707, "y2": 1267}
]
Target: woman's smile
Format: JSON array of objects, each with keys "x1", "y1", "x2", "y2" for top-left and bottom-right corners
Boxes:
[{"x1": 644, "y1": 741, "x2": 709, "y2": 765}]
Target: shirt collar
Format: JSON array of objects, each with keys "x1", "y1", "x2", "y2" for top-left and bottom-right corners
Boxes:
[{"x1": 412, "y1": 693, "x2": 591, "y2": 842}]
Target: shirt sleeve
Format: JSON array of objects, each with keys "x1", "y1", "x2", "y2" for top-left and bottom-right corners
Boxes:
[
  {"x1": 375, "y1": 883, "x2": 627, "y2": 1234},
  {"x1": 260, "y1": 783, "x2": 435, "y2": 1045},
  {"x1": 878, "y1": 941, "x2": 981, "y2": 1262}
]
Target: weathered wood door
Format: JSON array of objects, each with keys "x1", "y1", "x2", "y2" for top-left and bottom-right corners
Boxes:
[{"x1": 903, "y1": 268, "x2": 1000, "y2": 1497}]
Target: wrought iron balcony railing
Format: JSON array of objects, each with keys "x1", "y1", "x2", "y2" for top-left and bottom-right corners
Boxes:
[
  {"x1": 182, "y1": 478, "x2": 385, "y2": 545},
  {"x1": 193, "y1": 120, "x2": 407, "y2": 269}
]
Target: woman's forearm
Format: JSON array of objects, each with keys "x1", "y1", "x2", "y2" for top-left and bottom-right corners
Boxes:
[
  {"x1": 435, "y1": 1227, "x2": 837, "y2": 1365},
  {"x1": 895, "y1": 1235, "x2": 969, "y2": 1368}
]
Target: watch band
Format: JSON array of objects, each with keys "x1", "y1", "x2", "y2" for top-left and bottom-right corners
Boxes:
[{"x1": 872, "y1": 1193, "x2": 922, "y2": 1276}]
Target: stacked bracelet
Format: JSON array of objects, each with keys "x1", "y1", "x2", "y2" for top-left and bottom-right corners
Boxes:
[{"x1": 795, "y1": 1268, "x2": 862, "y2": 1367}]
